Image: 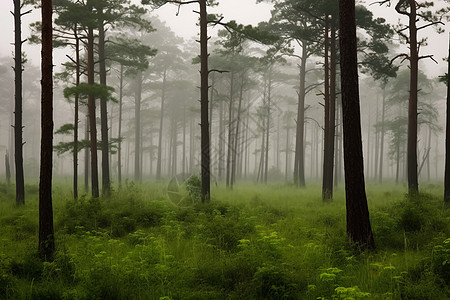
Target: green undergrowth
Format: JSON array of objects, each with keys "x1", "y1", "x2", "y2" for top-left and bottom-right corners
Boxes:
[{"x1": 0, "y1": 181, "x2": 449, "y2": 299}]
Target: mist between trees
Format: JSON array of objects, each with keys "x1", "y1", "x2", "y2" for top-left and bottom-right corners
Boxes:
[{"x1": 1, "y1": 3, "x2": 447, "y2": 189}]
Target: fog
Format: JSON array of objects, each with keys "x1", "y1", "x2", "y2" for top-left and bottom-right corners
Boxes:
[{"x1": 0, "y1": 0, "x2": 448, "y2": 187}]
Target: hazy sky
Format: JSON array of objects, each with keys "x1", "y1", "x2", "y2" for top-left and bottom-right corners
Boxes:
[{"x1": 0, "y1": 0, "x2": 448, "y2": 77}]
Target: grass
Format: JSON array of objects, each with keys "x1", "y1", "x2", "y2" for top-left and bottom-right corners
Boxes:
[{"x1": 0, "y1": 180, "x2": 449, "y2": 299}]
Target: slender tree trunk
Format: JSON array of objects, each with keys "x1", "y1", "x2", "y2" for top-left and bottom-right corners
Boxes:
[
  {"x1": 87, "y1": 26, "x2": 99, "y2": 198},
  {"x1": 285, "y1": 125, "x2": 290, "y2": 181},
  {"x1": 231, "y1": 76, "x2": 244, "y2": 187},
  {"x1": 444, "y1": 33, "x2": 450, "y2": 203},
  {"x1": 39, "y1": 0, "x2": 55, "y2": 259},
  {"x1": 134, "y1": 71, "x2": 142, "y2": 181},
  {"x1": 13, "y1": 0, "x2": 28, "y2": 205},
  {"x1": 395, "y1": 136, "x2": 400, "y2": 185},
  {"x1": 98, "y1": 16, "x2": 110, "y2": 197},
  {"x1": 322, "y1": 15, "x2": 331, "y2": 201},
  {"x1": 294, "y1": 43, "x2": 307, "y2": 187},
  {"x1": 5, "y1": 152, "x2": 11, "y2": 185},
  {"x1": 156, "y1": 69, "x2": 167, "y2": 179},
  {"x1": 366, "y1": 105, "x2": 371, "y2": 178},
  {"x1": 84, "y1": 115, "x2": 89, "y2": 193},
  {"x1": 378, "y1": 87, "x2": 386, "y2": 183},
  {"x1": 199, "y1": 0, "x2": 210, "y2": 202},
  {"x1": 264, "y1": 72, "x2": 272, "y2": 184},
  {"x1": 328, "y1": 21, "x2": 336, "y2": 192},
  {"x1": 339, "y1": 0, "x2": 375, "y2": 249},
  {"x1": 426, "y1": 126, "x2": 431, "y2": 181},
  {"x1": 73, "y1": 30, "x2": 80, "y2": 200},
  {"x1": 226, "y1": 71, "x2": 235, "y2": 188},
  {"x1": 118, "y1": 64, "x2": 124, "y2": 187},
  {"x1": 407, "y1": 1, "x2": 419, "y2": 196},
  {"x1": 374, "y1": 97, "x2": 379, "y2": 180},
  {"x1": 219, "y1": 97, "x2": 224, "y2": 180}
]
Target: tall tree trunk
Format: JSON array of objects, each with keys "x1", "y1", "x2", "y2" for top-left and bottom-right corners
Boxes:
[
  {"x1": 218, "y1": 96, "x2": 224, "y2": 180},
  {"x1": 378, "y1": 87, "x2": 386, "y2": 183},
  {"x1": 444, "y1": 33, "x2": 450, "y2": 204},
  {"x1": 98, "y1": 16, "x2": 110, "y2": 197},
  {"x1": 84, "y1": 115, "x2": 89, "y2": 192},
  {"x1": 87, "y1": 26, "x2": 99, "y2": 198},
  {"x1": 39, "y1": 0, "x2": 55, "y2": 259},
  {"x1": 374, "y1": 97, "x2": 379, "y2": 180},
  {"x1": 328, "y1": 20, "x2": 336, "y2": 191},
  {"x1": 395, "y1": 135, "x2": 400, "y2": 185},
  {"x1": 134, "y1": 71, "x2": 142, "y2": 181},
  {"x1": 156, "y1": 68, "x2": 167, "y2": 180},
  {"x1": 199, "y1": 0, "x2": 210, "y2": 202},
  {"x1": 118, "y1": 64, "x2": 124, "y2": 187},
  {"x1": 226, "y1": 71, "x2": 235, "y2": 188},
  {"x1": 407, "y1": 0, "x2": 419, "y2": 196},
  {"x1": 5, "y1": 152, "x2": 11, "y2": 185},
  {"x1": 183, "y1": 102, "x2": 186, "y2": 175},
  {"x1": 322, "y1": 15, "x2": 331, "y2": 201},
  {"x1": 339, "y1": 0, "x2": 375, "y2": 249},
  {"x1": 264, "y1": 72, "x2": 272, "y2": 184},
  {"x1": 13, "y1": 0, "x2": 28, "y2": 205},
  {"x1": 285, "y1": 125, "x2": 290, "y2": 181},
  {"x1": 73, "y1": 29, "x2": 80, "y2": 200},
  {"x1": 294, "y1": 43, "x2": 307, "y2": 187},
  {"x1": 231, "y1": 76, "x2": 244, "y2": 187}
]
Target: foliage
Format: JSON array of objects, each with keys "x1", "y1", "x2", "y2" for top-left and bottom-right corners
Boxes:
[{"x1": 0, "y1": 183, "x2": 450, "y2": 299}]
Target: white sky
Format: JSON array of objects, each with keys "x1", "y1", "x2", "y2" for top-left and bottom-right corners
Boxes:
[{"x1": 0, "y1": 0, "x2": 448, "y2": 77}]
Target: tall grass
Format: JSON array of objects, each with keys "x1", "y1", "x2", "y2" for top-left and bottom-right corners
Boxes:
[{"x1": 0, "y1": 180, "x2": 449, "y2": 299}]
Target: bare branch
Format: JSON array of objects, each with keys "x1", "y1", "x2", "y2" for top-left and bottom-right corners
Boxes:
[{"x1": 418, "y1": 55, "x2": 438, "y2": 64}]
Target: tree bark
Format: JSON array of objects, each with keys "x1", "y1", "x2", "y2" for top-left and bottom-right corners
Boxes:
[
  {"x1": 339, "y1": 0, "x2": 375, "y2": 249},
  {"x1": 407, "y1": 0, "x2": 419, "y2": 196},
  {"x1": 445, "y1": 33, "x2": 450, "y2": 204},
  {"x1": 39, "y1": 0, "x2": 55, "y2": 260},
  {"x1": 118, "y1": 64, "x2": 124, "y2": 187},
  {"x1": 322, "y1": 15, "x2": 332, "y2": 201},
  {"x1": 226, "y1": 71, "x2": 235, "y2": 188},
  {"x1": 199, "y1": 0, "x2": 210, "y2": 202},
  {"x1": 378, "y1": 87, "x2": 386, "y2": 183},
  {"x1": 98, "y1": 15, "x2": 110, "y2": 197},
  {"x1": 134, "y1": 71, "x2": 142, "y2": 181},
  {"x1": 13, "y1": 0, "x2": 26, "y2": 206},
  {"x1": 73, "y1": 29, "x2": 80, "y2": 200},
  {"x1": 87, "y1": 25, "x2": 99, "y2": 198},
  {"x1": 5, "y1": 152, "x2": 11, "y2": 185},
  {"x1": 264, "y1": 72, "x2": 272, "y2": 184},
  {"x1": 84, "y1": 115, "x2": 90, "y2": 193},
  {"x1": 294, "y1": 43, "x2": 307, "y2": 187},
  {"x1": 156, "y1": 68, "x2": 167, "y2": 180}
]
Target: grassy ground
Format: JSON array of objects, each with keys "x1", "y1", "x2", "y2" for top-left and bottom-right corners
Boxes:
[{"x1": 0, "y1": 180, "x2": 449, "y2": 299}]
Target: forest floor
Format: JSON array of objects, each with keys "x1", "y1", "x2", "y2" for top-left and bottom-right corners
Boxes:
[{"x1": 0, "y1": 180, "x2": 449, "y2": 299}]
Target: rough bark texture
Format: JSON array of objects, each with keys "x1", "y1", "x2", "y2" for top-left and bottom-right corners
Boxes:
[
  {"x1": 200, "y1": 0, "x2": 210, "y2": 202},
  {"x1": 406, "y1": 0, "x2": 419, "y2": 196},
  {"x1": 339, "y1": 0, "x2": 375, "y2": 249},
  {"x1": 294, "y1": 44, "x2": 307, "y2": 187},
  {"x1": 14, "y1": 0, "x2": 26, "y2": 206},
  {"x1": 445, "y1": 34, "x2": 450, "y2": 204},
  {"x1": 39, "y1": 0, "x2": 55, "y2": 260},
  {"x1": 87, "y1": 26, "x2": 99, "y2": 198},
  {"x1": 98, "y1": 18, "x2": 111, "y2": 197},
  {"x1": 322, "y1": 15, "x2": 331, "y2": 202}
]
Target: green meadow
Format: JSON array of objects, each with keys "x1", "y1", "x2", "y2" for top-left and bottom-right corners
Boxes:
[{"x1": 1, "y1": 181, "x2": 449, "y2": 299}]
